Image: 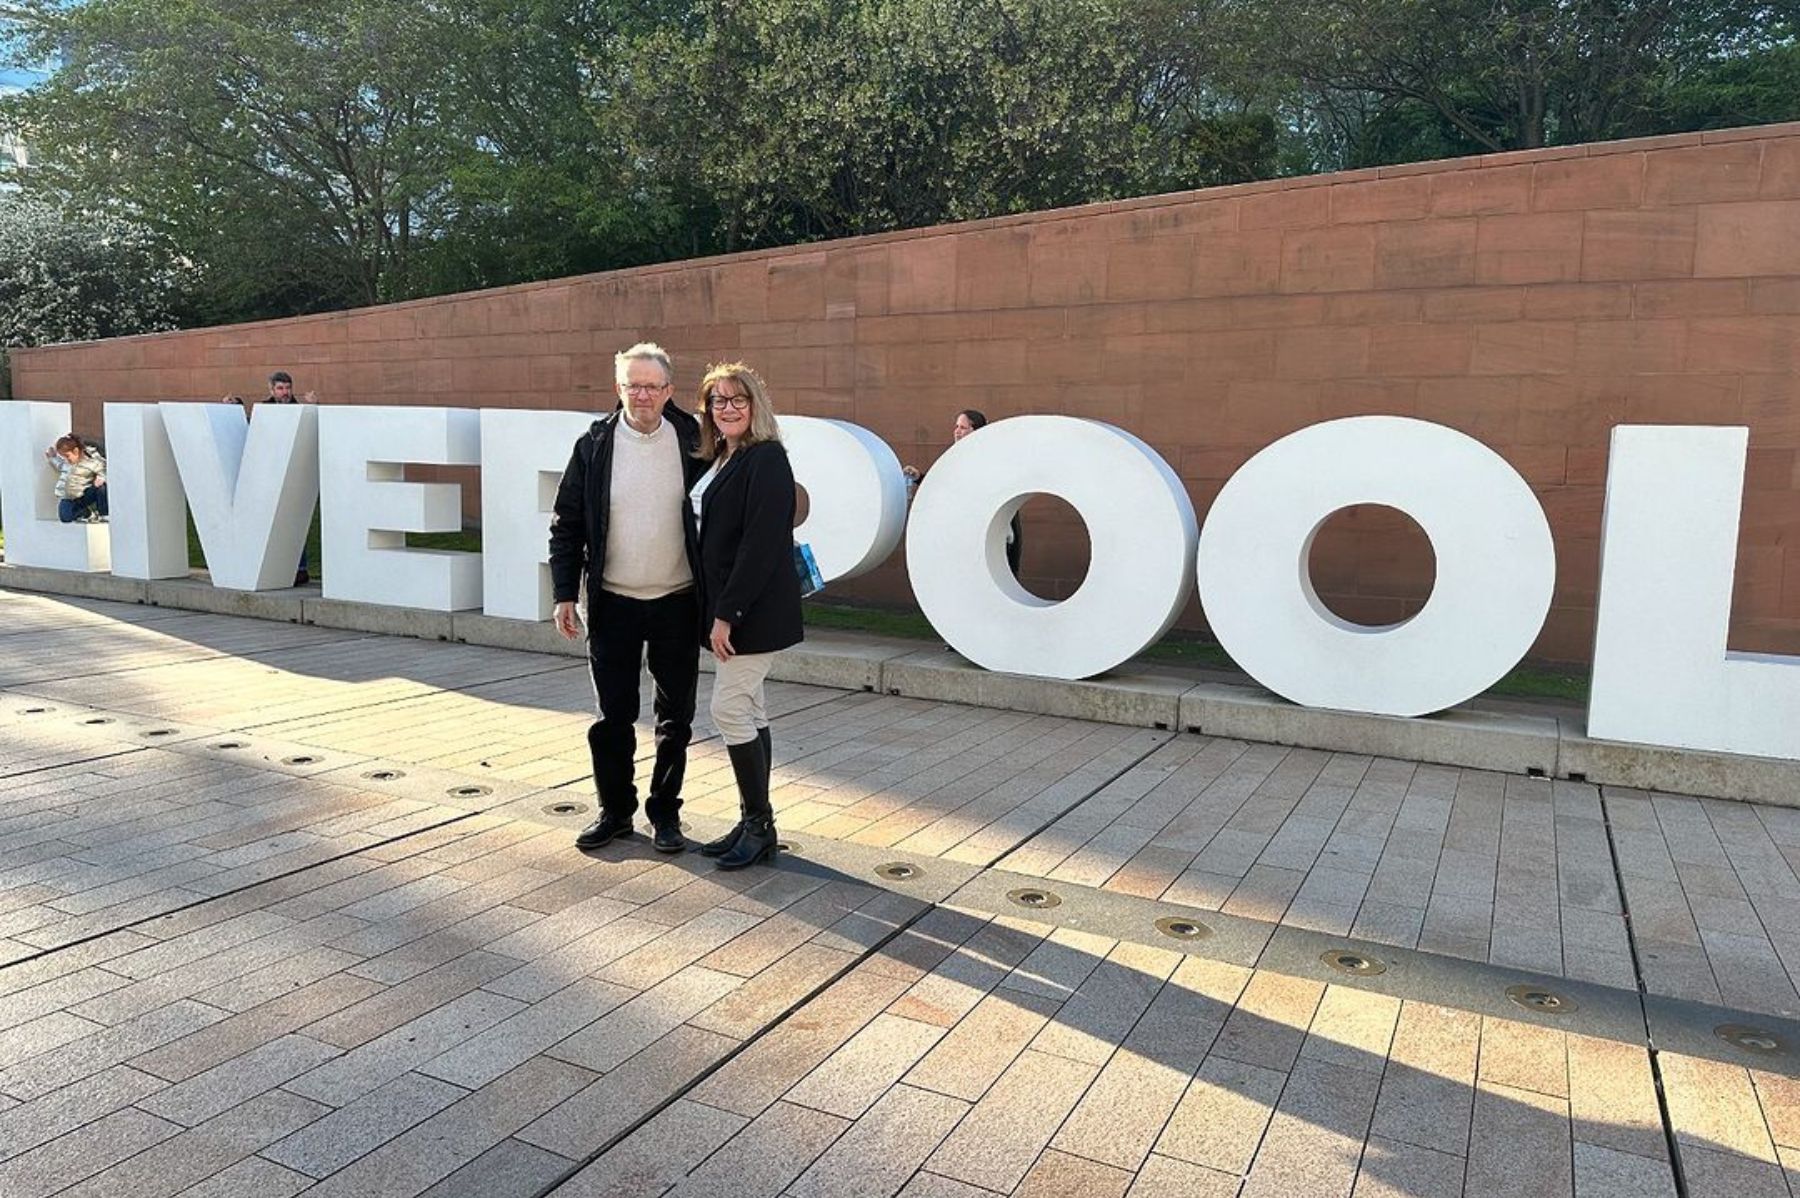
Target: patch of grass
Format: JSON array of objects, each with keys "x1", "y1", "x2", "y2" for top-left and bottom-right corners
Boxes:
[
  {"x1": 803, "y1": 600, "x2": 1591, "y2": 703},
  {"x1": 1486, "y1": 663, "x2": 1590, "y2": 704},
  {"x1": 802, "y1": 601, "x2": 938, "y2": 641},
  {"x1": 180, "y1": 510, "x2": 479, "y2": 580}
]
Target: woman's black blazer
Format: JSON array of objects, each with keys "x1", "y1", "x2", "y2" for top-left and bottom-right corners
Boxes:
[{"x1": 696, "y1": 439, "x2": 804, "y2": 655}]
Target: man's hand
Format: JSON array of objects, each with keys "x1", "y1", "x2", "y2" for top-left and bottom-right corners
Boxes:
[
  {"x1": 709, "y1": 618, "x2": 735, "y2": 662},
  {"x1": 301, "y1": 391, "x2": 318, "y2": 404},
  {"x1": 553, "y1": 601, "x2": 582, "y2": 640}
]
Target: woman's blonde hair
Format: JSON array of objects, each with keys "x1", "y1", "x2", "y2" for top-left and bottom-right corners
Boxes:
[{"x1": 695, "y1": 362, "x2": 780, "y2": 461}]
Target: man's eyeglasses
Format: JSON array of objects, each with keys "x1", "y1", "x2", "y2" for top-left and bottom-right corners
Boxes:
[
  {"x1": 708, "y1": 394, "x2": 751, "y2": 410},
  {"x1": 622, "y1": 383, "x2": 668, "y2": 395}
]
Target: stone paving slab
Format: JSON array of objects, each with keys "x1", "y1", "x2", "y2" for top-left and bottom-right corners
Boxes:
[{"x1": 4, "y1": 591, "x2": 1800, "y2": 1196}]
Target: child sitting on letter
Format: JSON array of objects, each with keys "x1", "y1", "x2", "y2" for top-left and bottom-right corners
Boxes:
[{"x1": 45, "y1": 433, "x2": 108, "y2": 523}]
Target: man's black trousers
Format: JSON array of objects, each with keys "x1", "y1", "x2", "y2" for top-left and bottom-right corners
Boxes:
[{"x1": 585, "y1": 587, "x2": 700, "y2": 826}]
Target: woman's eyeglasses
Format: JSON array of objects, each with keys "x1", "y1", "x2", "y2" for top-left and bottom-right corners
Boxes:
[{"x1": 708, "y1": 394, "x2": 751, "y2": 410}]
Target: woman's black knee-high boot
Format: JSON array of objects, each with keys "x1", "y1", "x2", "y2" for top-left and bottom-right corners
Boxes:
[
  {"x1": 717, "y1": 736, "x2": 777, "y2": 871},
  {"x1": 702, "y1": 726, "x2": 773, "y2": 859}
]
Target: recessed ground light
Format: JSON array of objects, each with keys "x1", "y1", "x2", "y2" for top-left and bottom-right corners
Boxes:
[
  {"x1": 876, "y1": 862, "x2": 921, "y2": 882},
  {"x1": 210, "y1": 741, "x2": 247, "y2": 750},
  {"x1": 1321, "y1": 949, "x2": 1387, "y2": 976},
  {"x1": 1006, "y1": 887, "x2": 1062, "y2": 910},
  {"x1": 447, "y1": 784, "x2": 491, "y2": 798},
  {"x1": 282, "y1": 755, "x2": 320, "y2": 766},
  {"x1": 140, "y1": 729, "x2": 177, "y2": 738},
  {"x1": 1505, "y1": 983, "x2": 1577, "y2": 1014},
  {"x1": 20, "y1": 707, "x2": 51, "y2": 714},
  {"x1": 542, "y1": 801, "x2": 585, "y2": 816},
  {"x1": 81, "y1": 717, "x2": 113, "y2": 726},
  {"x1": 361, "y1": 769, "x2": 405, "y2": 781},
  {"x1": 1716, "y1": 1024, "x2": 1787, "y2": 1056},
  {"x1": 1156, "y1": 916, "x2": 1211, "y2": 942}
]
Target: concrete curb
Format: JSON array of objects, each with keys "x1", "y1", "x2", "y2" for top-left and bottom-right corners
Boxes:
[{"x1": 5, "y1": 562, "x2": 1797, "y2": 808}]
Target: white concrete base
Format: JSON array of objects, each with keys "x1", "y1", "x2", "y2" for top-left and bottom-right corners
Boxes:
[
  {"x1": 302, "y1": 597, "x2": 454, "y2": 641},
  {"x1": 1558, "y1": 722, "x2": 1800, "y2": 807},
  {"x1": 450, "y1": 611, "x2": 585, "y2": 659},
  {"x1": 7, "y1": 564, "x2": 1800, "y2": 808},
  {"x1": 1181, "y1": 682, "x2": 1560, "y2": 776},
  {"x1": 885, "y1": 649, "x2": 1188, "y2": 729},
  {"x1": 0, "y1": 562, "x2": 147, "y2": 604},
  {"x1": 145, "y1": 575, "x2": 306, "y2": 623}
]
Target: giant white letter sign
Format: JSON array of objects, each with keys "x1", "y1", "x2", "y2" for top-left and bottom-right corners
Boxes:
[
  {"x1": 1588, "y1": 425, "x2": 1800, "y2": 759},
  {"x1": 0, "y1": 401, "x2": 110, "y2": 571},
  {"x1": 479, "y1": 408, "x2": 598, "y2": 620},
  {"x1": 1197, "y1": 416, "x2": 1555, "y2": 717},
  {"x1": 319, "y1": 406, "x2": 481, "y2": 611},
  {"x1": 779, "y1": 415, "x2": 908, "y2": 582},
  {"x1": 907, "y1": 415, "x2": 1198, "y2": 679},
  {"x1": 162, "y1": 402, "x2": 318, "y2": 590},
  {"x1": 103, "y1": 403, "x2": 188, "y2": 580}
]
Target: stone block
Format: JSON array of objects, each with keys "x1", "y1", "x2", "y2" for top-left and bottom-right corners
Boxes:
[{"x1": 1697, "y1": 200, "x2": 1800, "y2": 277}]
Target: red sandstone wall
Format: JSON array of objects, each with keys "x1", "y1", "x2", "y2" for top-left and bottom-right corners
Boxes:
[{"x1": 14, "y1": 124, "x2": 1800, "y2": 664}]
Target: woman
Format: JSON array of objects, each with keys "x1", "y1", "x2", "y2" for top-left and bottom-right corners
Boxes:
[
  {"x1": 903, "y1": 409, "x2": 1022, "y2": 576},
  {"x1": 689, "y1": 363, "x2": 804, "y2": 870}
]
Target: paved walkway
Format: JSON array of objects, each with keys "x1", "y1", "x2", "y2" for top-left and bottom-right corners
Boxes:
[{"x1": 2, "y1": 589, "x2": 1799, "y2": 1197}]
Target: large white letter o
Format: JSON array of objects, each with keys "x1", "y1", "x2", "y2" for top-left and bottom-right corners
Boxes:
[
  {"x1": 1196, "y1": 416, "x2": 1554, "y2": 717},
  {"x1": 907, "y1": 415, "x2": 1197, "y2": 680}
]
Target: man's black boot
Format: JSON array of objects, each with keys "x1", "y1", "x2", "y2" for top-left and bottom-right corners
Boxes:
[
  {"x1": 580, "y1": 722, "x2": 637, "y2": 848},
  {"x1": 575, "y1": 809, "x2": 635, "y2": 849},
  {"x1": 651, "y1": 819, "x2": 686, "y2": 853},
  {"x1": 716, "y1": 738, "x2": 777, "y2": 871}
]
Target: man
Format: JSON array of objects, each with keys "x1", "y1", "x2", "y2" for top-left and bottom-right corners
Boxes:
[
  {"x1": 260, "y1": 371, "x2": 317, "y2": 585},
  {"x1": 549, "y1": 343, "x2": 705, "y2": 854}
]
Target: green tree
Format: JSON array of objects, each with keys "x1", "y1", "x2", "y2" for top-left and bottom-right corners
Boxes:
[
  {"x1": 1207, "y1": 0, "x2": 1800, "y2": 167},
  {"x1": 0, "y1": 194, "x2": 186, "y2": 396},
  {"x1": 614, "y1": 0, "x2": 1278, "y2": 253}
]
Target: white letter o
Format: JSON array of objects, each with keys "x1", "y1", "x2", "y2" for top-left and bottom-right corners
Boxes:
[
  {"x1": 1196, "y1": 416, "x2": 1555, "y2": 716},
  {"x1": 907, "y1": 416, "x2": 1197, "y2": 680}
]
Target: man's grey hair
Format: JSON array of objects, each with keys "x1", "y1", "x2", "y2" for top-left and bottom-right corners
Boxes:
[{"x1": 614, "y1": 342, "x2": 673, "y2": 386}]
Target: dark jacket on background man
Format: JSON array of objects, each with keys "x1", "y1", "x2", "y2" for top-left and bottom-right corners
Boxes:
[
  {"x1": 549, "y1": 401, "x2": 705, "y2": 603},
  {"x1": 695, "y1": 440, "x2": 804, "y2": 655}
]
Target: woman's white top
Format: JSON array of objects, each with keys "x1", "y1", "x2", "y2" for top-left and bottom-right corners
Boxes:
[{"x1": 689, "y1": 460, "x2": 722, "y2": 526}]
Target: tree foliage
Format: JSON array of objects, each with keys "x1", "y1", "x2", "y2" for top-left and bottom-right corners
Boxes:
[
  {"x1": 0, "y1": 193, "x2": 186, "y2": 395},
  {"x1": 1207, "y1": 0, "x2": 1800, "y2": 165},
  {"x1": 0, "y1": 0, "x2": 1794, "y2": 333},
  {"x1": 0, "y1": 193, "x2": 185, "y2": 344}
]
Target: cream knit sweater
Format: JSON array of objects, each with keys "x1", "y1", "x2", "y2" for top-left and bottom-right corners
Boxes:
[{"x1": 600, "y1": 417, "x2": 693, "y2": 600}]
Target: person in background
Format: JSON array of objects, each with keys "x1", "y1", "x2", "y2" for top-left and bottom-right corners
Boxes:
[
  {"x1": 45, "y1": 434, "x2": 108, "y2": 523},
  {"x1": 902, "y1": 408, "x2": 1022, "y2": 576},
  {"x1": 259, "y1": 371, "x2": 316, "y2": 585},
  {"x1": 549, "y1": 343, "x2": 706, "y2": 855},
  {"x1": 690, "y1": 362, "x2": 804, "y2": 871}
]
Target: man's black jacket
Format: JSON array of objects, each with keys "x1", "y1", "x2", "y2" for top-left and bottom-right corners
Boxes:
[
  {"x1": 548, "y1": 402, "x2": 705, "y2": 606},
  {"x1": 695, "y1": 439, "x2": 804, "y2": 655}
]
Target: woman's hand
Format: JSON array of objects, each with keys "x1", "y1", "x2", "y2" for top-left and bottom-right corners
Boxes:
[{"x1": 710, "y1": 618, "x2": 735, "y2": 662}]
